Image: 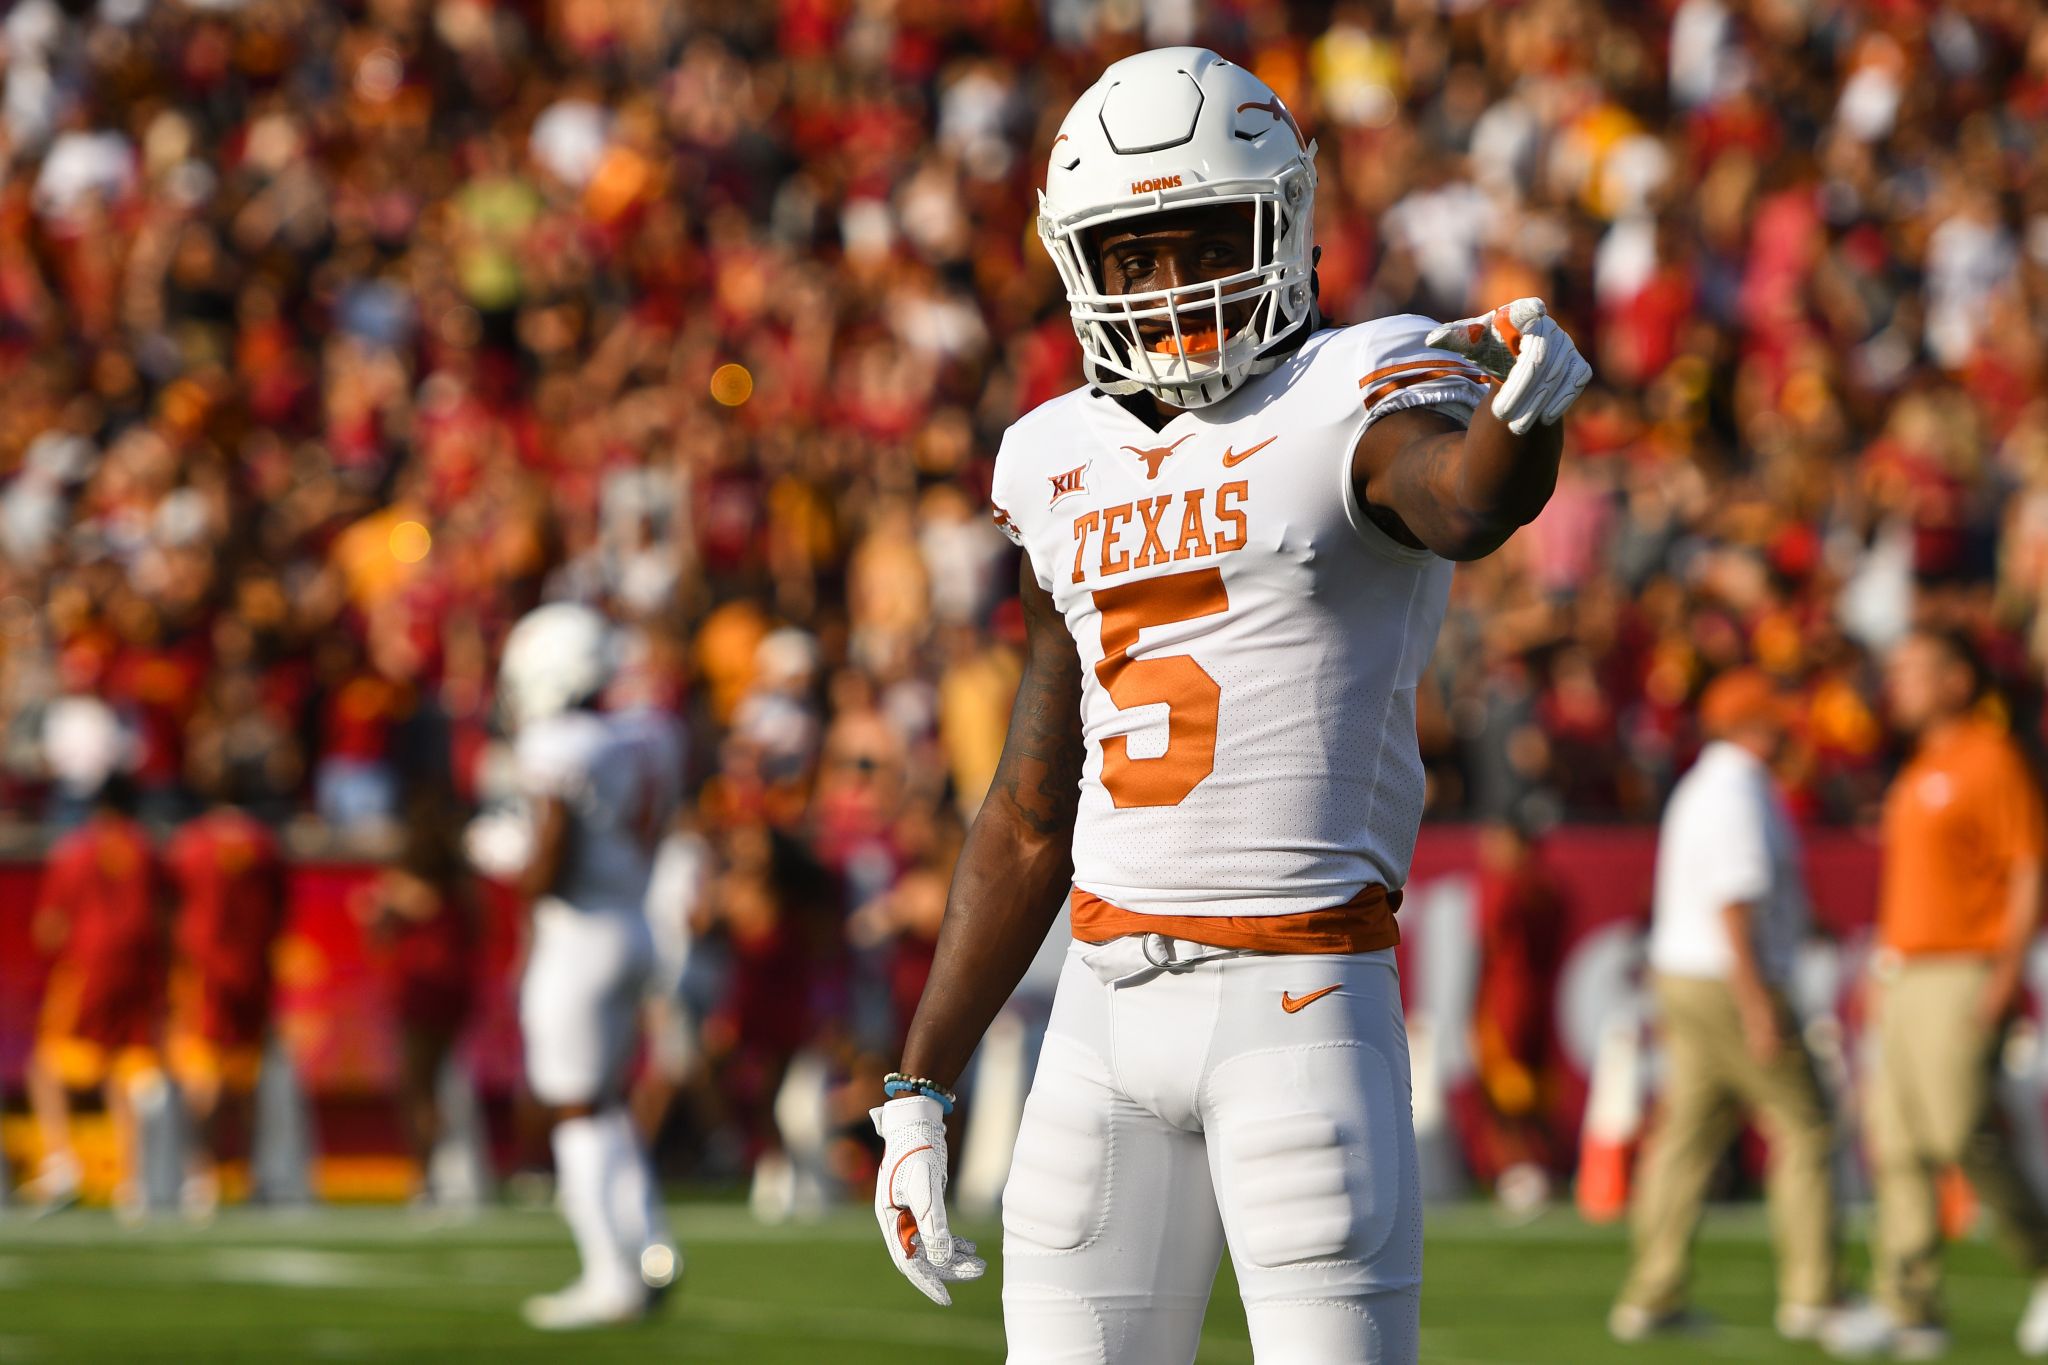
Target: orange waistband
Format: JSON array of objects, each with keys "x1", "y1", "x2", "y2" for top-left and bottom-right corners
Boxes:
[{"x1": 1070, "y1": 883, "x2": 1402, "y2": 954}]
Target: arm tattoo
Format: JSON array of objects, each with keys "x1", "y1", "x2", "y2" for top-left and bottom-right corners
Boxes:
[
  {"x1": 1355, "y1": 404, "x2": 1559, "y2": 561},
  {"x1": 1369, "y1": 429, "x2": 1464, "y2": 550},
  {"x1": 991, "y1": 560, "x2": 1085, "y2": 838}
]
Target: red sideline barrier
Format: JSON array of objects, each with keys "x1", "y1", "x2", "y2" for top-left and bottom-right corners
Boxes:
[
  {"x1": 1405, "y1": 824, "x2": 1883, "y2": 945},
  {"x1": 0, "y1": 863, "x2": 527, "y2": 1110},
  {"x1": 0, "y1": 826, "x2": 1891, "y2": 1160}
]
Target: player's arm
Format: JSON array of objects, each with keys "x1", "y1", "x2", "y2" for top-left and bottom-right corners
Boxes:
[
  {"x1": 374, "y1": 870, "x2": 443, "y2": 923},
  {"x1": 900, "y1": 558, "x2": 1083, "y2": 1087},
  {"x1": 32, "y1": 854, "x2": 77, "y2": 955},
  {"x1": 1352, "y1": 299, "x2": 1591, "y2": 561},
  {"x1": 517, "y1": 796, "x2": 569, "y2": 902},
  {"x1": 31, "y1": 902, "x2": 68, "y2": 956},
  {"x1": 872, "y1": 555, "x2": 1081, "y2": 1307}
]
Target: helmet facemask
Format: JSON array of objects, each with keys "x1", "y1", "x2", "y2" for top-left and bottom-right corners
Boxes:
[{"x1": 1039, "y1": 163, "x2": 1317, "y2": 410}]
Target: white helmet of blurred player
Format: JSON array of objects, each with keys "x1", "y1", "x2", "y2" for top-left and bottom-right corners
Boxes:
[
  {"x1": 1038, "y1": 47, "x2": 1318, "y2": 409},
  {"x1": 499, "y1": 602, "x2": 616, "y2": 730}
]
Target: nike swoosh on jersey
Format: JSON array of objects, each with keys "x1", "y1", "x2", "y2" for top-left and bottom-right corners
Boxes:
[
  {"x1": 1279, "y1": 984, "x2": 1341, "y2": 1013},
  {"x1": 1221, "y1": 437, "x2": 1277, "y2": 467}
]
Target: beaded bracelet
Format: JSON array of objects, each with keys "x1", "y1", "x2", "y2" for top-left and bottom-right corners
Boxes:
[{"x1": 883, "y1": 1071, "x2": 958, "y2": 1115}]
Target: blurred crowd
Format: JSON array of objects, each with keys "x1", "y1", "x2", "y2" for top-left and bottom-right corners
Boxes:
[
  {"x1": 5, "y1": 0, "x2": 2048, "y2": 1077},
  {"x1": 7, "y1": 0, "x2": 2048, "y2": 845}
]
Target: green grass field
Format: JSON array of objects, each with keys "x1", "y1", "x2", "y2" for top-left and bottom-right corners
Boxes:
[{"x1": 0, "y1": 1202, "x2": 2032, "y2": 1362}]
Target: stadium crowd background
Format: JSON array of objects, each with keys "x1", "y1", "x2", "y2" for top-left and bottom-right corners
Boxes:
[{"x1": 3, "y1": 0, "x2": 2048, "y2": 1192}]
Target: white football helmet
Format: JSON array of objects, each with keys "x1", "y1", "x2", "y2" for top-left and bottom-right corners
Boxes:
[
  {"x1": 1039, "y1": 47, "x2": 1319, "y2": 409},
  {"x1": 498, "y1": 602, "x2": 616, "y2": 729}
]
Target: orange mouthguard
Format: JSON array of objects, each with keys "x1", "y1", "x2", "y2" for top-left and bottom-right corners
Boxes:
[{"x1": 1151, "y1": 327, "x2": 1227, "y2": 356}]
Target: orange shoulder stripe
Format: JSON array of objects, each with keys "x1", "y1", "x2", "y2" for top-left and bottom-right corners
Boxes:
[
  {"x1": 1357, "y1": 357, "x2": 1488, "y2": 388},
  {"x1": 1362, "y1": 367, "x2": 1492, "y2": 409}
]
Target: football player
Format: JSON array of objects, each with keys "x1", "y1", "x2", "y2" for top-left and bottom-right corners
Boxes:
[
  {"x1": 164, "y1": 785, "x2": 287, "y2": 1220},
  {"x1": 491, "y1": 603, "x2": 683, "y2": 1329},
  {"x1": 353, "y1": 784, "x2": 478, "y2": 1205},
  {"x1": 22, "y1": 776, "x2": 167, "y2": 1217},
  {"x1": 869, "y1": 48, "x2": 1591, "y2": 1363}
]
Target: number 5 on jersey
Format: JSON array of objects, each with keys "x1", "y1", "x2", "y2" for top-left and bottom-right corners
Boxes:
[{"x1": 1092, "y1": 567, "x2": 1228, "y2": 808}]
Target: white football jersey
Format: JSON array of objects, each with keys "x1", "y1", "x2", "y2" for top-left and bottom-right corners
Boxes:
[
  {"x1": 989, "y1": 316, "x2": 1487, "y2": 918},
  {"x1": 516, "y1": 707, "x2": 685, "y2": 915}
]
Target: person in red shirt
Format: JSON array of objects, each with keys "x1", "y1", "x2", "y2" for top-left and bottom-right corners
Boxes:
[
  {"x1": 352, "y1": 785, "x2": 477, "y2": 1201},
  {"x1": 164, "y1": 787, "x2": 286, "y2": 1219},
  {"x1": 1464, "y1": 820, "x2": 1568, "y2": 1216},
  {"x1": 20, "y1": 779, "x2": 168, "y2": 1214},
  {"x1": 695, "y1": 820, "x2": 840, "y2": 1201}
]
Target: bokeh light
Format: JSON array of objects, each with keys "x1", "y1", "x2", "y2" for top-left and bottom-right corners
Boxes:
[
  {"x1": 709, "y1": 362, "x2": 754, "y2": 406},
  {"x1": 390, "y1": 520, "x2": 432, "y2": 563}
]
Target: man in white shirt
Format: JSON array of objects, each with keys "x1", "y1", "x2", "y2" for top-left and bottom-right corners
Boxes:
[{"x1": 1612, "y1": 669, "x2": 1840, "y2": 1344}]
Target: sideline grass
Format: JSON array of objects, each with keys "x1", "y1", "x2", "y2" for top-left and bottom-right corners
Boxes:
[{"x1": 0, "y1": 1203, "x2": 2031, "y2": 1362}]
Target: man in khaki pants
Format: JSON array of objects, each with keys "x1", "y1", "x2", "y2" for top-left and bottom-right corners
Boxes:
[
  {"x1": 1612, "y1": 669, "x2": 1841, "y2": 1343},
  {"x1": 1827, "y1": 629, "x2": 2048, "y2": 1360}
]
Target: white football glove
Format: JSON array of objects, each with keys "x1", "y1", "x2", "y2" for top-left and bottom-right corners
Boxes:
[
  {"x1": 462, "y1": 810, "x2": 533, "y2": 879},
  {"x1": 1427, "y1": 297, "x2": 1592, "y2": 436},
  {"x1": 870, "y1": 1095, "x2": 986, "y2": 1306}
]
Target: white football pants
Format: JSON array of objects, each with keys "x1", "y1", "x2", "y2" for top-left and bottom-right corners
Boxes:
[
  {"x1": 1001, "y1": 936, "x2": 1421, "y2": 1365},
  {"x1": 520, "y1": 899, "x2": 654, "y2": 1107}
]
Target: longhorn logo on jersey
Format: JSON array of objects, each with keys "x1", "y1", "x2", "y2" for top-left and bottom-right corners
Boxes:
[{"x1": 1122, "y1": 433, "x2": 1194, "y2": 480}]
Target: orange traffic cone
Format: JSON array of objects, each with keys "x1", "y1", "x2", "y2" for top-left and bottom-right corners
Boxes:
[
  {"x1": 1938, "y1": 1166, "x2": 1979, "y2": 1240},
  {"x1": 1577, "y1": 1016, "x2": 1645, "y2": 1224}
]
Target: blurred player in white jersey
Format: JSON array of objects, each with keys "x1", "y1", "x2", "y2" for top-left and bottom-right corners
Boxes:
[
  {"x1": 492, "y1": 603, "x2": 684, "y2": 1329},
  {"x1": 868, "y1": 48, "x2": 1592, "y2": 1363}
]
